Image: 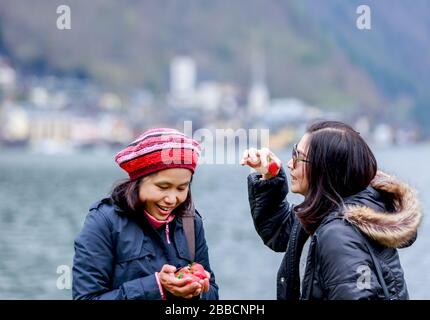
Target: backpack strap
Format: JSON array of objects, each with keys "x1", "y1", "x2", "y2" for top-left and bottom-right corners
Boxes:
[{"x1": 182, "y1": 204, "x2": 195, "y2": 262}]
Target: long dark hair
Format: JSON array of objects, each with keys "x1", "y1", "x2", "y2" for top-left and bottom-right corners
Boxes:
[
  {"x1": 110, "y1": 176, "x2": 194, "y2": 218},
  {"x1": 294, "y1": 120, "x2": 377, "y2": 234}
]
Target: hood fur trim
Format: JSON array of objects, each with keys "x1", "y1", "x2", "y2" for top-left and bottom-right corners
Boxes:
[{"x1": 344, "y1": 171, "x2": 422, "y2": 248}]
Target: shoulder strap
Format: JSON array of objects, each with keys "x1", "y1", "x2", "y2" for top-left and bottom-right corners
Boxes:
[
  {"x1": 350, "y1": 225, "x2": 390, "y2": 299},
  {"x1": 182, "y1": 204, "x2": 195, "y2": 262}
]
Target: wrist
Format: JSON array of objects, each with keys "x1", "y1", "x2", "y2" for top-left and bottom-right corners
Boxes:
[
  {"x1": 155, "y1": 272, "x2": 166, "y2": 300},
  {"x1": 260, "y1": 173, "x2": 273, "y2": 180}
]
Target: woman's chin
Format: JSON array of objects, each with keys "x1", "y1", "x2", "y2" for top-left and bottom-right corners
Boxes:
[
  {"x1": 290, "y1": 184, "x2": 298, "y2": 193},
  {"x1": 291, "y1": 185, "x2": 306, "y2": 196}
]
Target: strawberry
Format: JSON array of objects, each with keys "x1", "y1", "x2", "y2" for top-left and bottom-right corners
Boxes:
[
  {"x1": 175, "y1": 265, "x2": 190, "y2": 279},
  {"x1": 175, "y1": 262, "x2": 208, "y2": 283},
  {"x1": 177, "y1": 272, "x2": 200, "y2": 283},
  {"x1": 267, "y1": 155, "x2": 280, "y2": 177},
  {"x1": 189, "y1": 262, "x2": 207, "y2": 280}
]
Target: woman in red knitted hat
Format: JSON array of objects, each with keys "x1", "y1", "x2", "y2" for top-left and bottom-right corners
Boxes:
[{"x1": 72, "y1": 128, "x2": 219, "y2": 300}]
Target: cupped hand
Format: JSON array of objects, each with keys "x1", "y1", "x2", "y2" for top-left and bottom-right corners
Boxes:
[{"x1": 158, "y1": 264, "x2": 203, "y2": 299}]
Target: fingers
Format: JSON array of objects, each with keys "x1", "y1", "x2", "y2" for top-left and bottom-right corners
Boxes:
[
  {"x1": 240, "y1": 149, "x2": 249, "y2": 165},
  {"x1": 170, "y1": 276, "x2": 193, "y2": 287},
  {"x1": 158, "y1": 264, "x2": 189, "y2": 291},
  {"x1": 184, "y1": 288, "x2": 201, "y2": 299},
  {"x1": 194, "y1": 286, "x2": 202, "y2": 297},
  {"x1": 159, "y1": 265, "x2": 204, "y2": 298},
  {"x1": 248, "y1": 148, "x2": 259, "y2": 164},
  {"x1": 159, "y1": 271, "x2": 191, "y2": 288},
  {"x1": 175, "y1": 281, "x2": 202, "y2": 298},
  {"x1": 241, "y1": 148, "x2": 261, "y2": 168},
  {"x1": 160, "y1": 264, "x2": 176, "y2": 274},
  {"x1": 158, "y1": 264, "x2": 177, "y2": 285},
  {"x1": 376, "y1": 170, "x2": 390, "y2": 178},
  {"x1": 241, "y1": 148, "x2": 277, "y2": 165},
  {"x1": 200, "y1": 278, "x2": 210, "y2": 292},
  {"x1": 241, "y1": 148, "x2": 283, "y2": 179},
  {"x1": 259, "y1": 148, "x2": 270, "y2": 168}
]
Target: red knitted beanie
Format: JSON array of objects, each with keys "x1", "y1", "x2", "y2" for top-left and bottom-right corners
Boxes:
[{"x1": 115, "y1": 128, "x2": 201, "y2": 180}]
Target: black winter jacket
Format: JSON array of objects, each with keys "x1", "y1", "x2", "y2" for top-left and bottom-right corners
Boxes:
[{"x1": 247, "y1": 168, "x2": 421, "y2": 300}]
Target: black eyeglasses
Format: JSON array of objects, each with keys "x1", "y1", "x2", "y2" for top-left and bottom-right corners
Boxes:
[{"x1": 292, "y1": 143, "x2": 310, "y2": 168}]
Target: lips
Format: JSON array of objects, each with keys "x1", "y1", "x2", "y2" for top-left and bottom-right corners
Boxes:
[{"x1": 156, "y1": 204, "x2": 175, "y2": 215}]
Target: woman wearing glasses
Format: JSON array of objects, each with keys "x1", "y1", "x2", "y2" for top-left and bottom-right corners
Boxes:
[{"x1": 241, "y1": 120, "x2": 421, "y2": 300}]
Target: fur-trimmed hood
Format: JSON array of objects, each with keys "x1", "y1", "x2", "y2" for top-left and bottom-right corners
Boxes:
[{"x1": 343, "y1": 171, "x2": 422, "y2": 248}]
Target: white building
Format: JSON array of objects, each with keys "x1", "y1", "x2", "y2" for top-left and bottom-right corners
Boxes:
[
  {"x1": 247, "y1": 48, "x2": 269, "y2": 116},
  {"x1": 30, "y1": 87, "x2": 50, "y2": 108},
  {"x1": 248, "y1": 82, "x2": 269, "y2": 116},
  {"x1": 195, "y1": 81, "x2": 239, "y2": 114},
  {"x1": 0, "y1": 60, "x2": 16, "y2": 92},
  {"x1": 1, "y1": 105, "x2": 29, "y2": 141},
  {"x1": 266, "y1": 98, "x2": 321, "y2": 122},
  {"x1": 373, "y1": 123, "x2": 394, "y2": 146},
  {"x1": 169, "y1": 56, "x2": 196, "y2": 106}
]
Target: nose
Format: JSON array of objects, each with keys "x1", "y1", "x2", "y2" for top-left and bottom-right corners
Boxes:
[
  {"x1": 164, "y1": 192, "x2": 177, "y2": 205},
  {"x1": 287, "y1": 158, "x2": 294, "y2": 170}
]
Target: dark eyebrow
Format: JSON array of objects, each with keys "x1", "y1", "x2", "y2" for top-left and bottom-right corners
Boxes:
[
  {"x1": 297, "y1": 149, "x2": 307, "y2": 157},
  {"x1": 294, "y1": 143, "x2": 307, "y2": 157},
  {"x1": 156, "y1": 181, "x2": 190, "y2": 187}
]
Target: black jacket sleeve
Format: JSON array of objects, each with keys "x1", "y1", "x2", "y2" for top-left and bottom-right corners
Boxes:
[{"x1": 247, "y1": 167, "x2": 296, "y2": 252}]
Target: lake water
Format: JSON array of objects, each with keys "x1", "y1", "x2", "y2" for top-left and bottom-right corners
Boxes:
[{"x1": 0, "y1": 144, "x2": 429, "y2": 299}]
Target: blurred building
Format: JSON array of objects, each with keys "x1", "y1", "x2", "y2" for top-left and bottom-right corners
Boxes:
[
  {"x1": 0, "y1": 103, "x2": 29, "y2": 143},
  {"x1": 169, "y1": 56, "x2": 197, "y2": 107},
  {"x1": 29, "y1": 111, "x2": 72, "y2": 153},
  {"x1": 247, "y1": 48, "x2": 269, "y2": 116},
  {"x1": 0, "y1": 58, "x2": 16, "y2": 94},
  {"x1": 248, "y1": 82, "x2": 269, "y2": 116}
]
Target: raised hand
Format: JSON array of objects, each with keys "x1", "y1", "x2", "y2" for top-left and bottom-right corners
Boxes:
[{"x1": 240, "y1": 148, "x2": 281, "y2": 179}]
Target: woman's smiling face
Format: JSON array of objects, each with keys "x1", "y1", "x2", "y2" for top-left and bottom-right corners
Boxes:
[{"x1": 138, "y1": 168, "x2": 192, "y2": 220}]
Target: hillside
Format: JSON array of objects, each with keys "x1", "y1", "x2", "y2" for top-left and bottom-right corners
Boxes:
[{"x1": 0, "y1": 0, "x2": 428, "y2": 124}]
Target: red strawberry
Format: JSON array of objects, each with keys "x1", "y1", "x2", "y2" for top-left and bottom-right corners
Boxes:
[
  {"x1": 267, "y1": 155, "x2": 280, "y2": 177},
  {"x1": 175, "y1": 263, "x2": 208, "y2": 283},
  {"x1": 175, "y1": 266, "x2": 190, "y2": 279},
  {"x1": 177, "y1": 272, "x2": 200, "y2": 283},
  {"x1": 189, "y1": 262, "x2": 207, "y2": 280}
]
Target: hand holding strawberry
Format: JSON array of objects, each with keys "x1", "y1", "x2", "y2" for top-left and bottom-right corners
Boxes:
[
  {"x1": 241, "y1": 148, "x2": 281, "y2": 179},
  {"x1": 158, "y1": 264, "x2": 204, "y2": 299},
  {"x1": 267, "y1": 154, "x2": 281, "y2": 177},
  {"x1": 175, "y1": 262, "x2": 211, "y2": 293},
  {"x1": 175, "y1": 262, "x2": 209, "y2": 281}
]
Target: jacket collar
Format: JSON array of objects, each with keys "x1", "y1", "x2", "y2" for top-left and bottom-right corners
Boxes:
[{"x1": 341, "y1": 171, "x2": 421, "y2": 248}]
